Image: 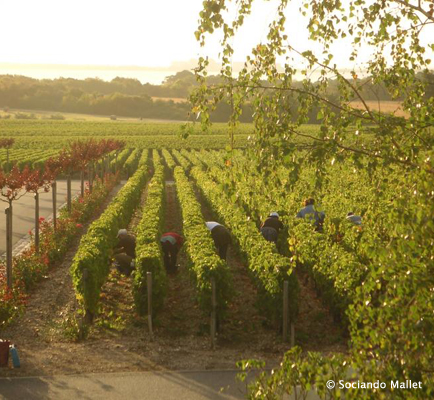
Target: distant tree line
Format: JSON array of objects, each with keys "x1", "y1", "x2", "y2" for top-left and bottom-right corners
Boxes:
[{"x1": 0, "y1": 70, "x2": 432, "y2": 122}]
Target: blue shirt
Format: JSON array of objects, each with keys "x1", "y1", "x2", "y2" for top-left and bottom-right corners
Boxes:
[
  {"x1": 347, "y1": 215, "x2": 362, "y2": 225},
  {"x1": 296, "y1": 204, "x2": 325, "y2": 223}
]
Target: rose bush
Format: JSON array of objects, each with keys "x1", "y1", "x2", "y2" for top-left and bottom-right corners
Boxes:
[{"x1": 0, "y1": 174, "x2": 118, "y2": 327}]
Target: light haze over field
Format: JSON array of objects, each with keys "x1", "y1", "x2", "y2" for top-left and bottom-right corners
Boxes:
[{"x1": 1, "y1": 0, "x2": 433, "y2": 83}]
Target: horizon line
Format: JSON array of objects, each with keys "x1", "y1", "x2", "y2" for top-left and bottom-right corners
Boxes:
[{"x1": 0, "y1": 61, "x2": 361, "y2": 75}]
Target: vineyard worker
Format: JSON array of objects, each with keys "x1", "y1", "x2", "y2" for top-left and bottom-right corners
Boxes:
[
  {"x1": 206, "y1": 221, "x2": 232, "y2": 261},
  {"x1": 114, "y1": 229, "x2": 136, "y2": 258},
  {"x1": 160, "y1": 232, "x2": 184, "y2": 274},
  {"x1": 346, "y1": 212, "x2": 362, "y2": 226},
  {"x1": 296, "y1": 198, "x2": 325, "y2": 231},
  {"x1": 260, "y1": 212, "x2": 284, "y2": 244},
  {"x1": 112, "y1": 229, "x2": 136, "y2": 276},
  {"x1": 113, "y1": 253, "x2": 135, "y2": 276}
]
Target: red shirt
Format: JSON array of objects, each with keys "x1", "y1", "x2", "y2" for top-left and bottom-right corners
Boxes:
[{"x1": 161, "y1": 232, "x2": 184, "y2": 248}]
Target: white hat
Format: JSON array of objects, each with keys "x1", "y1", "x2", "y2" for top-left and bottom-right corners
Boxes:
[
  {"x1": 117, "y1": 229, "x2": 128, "y2": 238},
  {"x1": 270, "y1": 212, "x2": 279, "y2": 218}
]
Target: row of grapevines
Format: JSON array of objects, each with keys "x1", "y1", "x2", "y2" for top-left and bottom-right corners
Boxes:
[
  {"x1": 31, "y1": 150, "x2": 62, "y2": 171},
  {"x1": 198, "y1": 150, "x2": 371, "y2": 322},
  {"x1": 0, "y1": 120, "x2": 256, "y2": 137},
  {"x1": 271, "y1": 161, "x2": 375, "y2": 322},
  {"x1": 193, "y1": 149, "x2": 227, "y2": 168},
  {"x1": 179, "y1": 149, "x2": 206, "y2": 168},
  {"x1": 123, "y1": 149, "x2": 143, "y2": 177},
  {"x1": 0, "y1": 149, "x2": 58, "y2": 170},
  {"x1": 109, "y1": 148, "x2": 132, "y2": 172},
  {"x1": 161, "y1": 148, "x2": 176, "y2": 170},
  {"x1": 70, "y1": 151, "x2": 149, "y2": 316},
  {"x1": 174, "y1": 165, "x2": 232, "y2": 319},
  {"x1": 190, "y1": 165, "x2": 298, "y2": 321},
  {"x1": 0, "y1": 148, "x2": 46, "y2": 163},
  {"x1": 133, "y1": 150, "x2": 167, "y2": 315},
  {"x1": 5, "y1": 134, "x2": 250, "y2": 150},
  {"x1": 171, "y1": 149, "x2": 191, "y2": 170}
]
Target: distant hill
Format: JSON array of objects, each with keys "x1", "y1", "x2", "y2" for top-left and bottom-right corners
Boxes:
[{"x1": 0, "y1": 69, "x2": 432, "y2": 122}]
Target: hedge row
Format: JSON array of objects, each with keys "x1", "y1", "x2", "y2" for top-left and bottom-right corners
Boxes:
[
  {"x1": 161, "y1": 148, "x2": 176, "y2": 170},
  {"x1": 70, "y1": 151, "x2": 149, "y2": 316},
  {"x1": 133, "y1": 150, "x2": 167, "y2": 315},
  {"x1": 109, "y1": 148, "x2": 132, "y2": 172},
  {"x1": 190, "y1": 166, "x2": 299, "y2": 322},
  {"x1": 171, "y1": 149, "x2": 191, "y2": 170},
  {"x1": 174, "y1": 166, "x2": 232, "y2": 319},
  {"x1": 180, "y1": 149, "x2": 206, "y2": 168},
  {"x1": 123, "y1": 148, "x2": 143, "y2": 177},
  {"x1": 198, "y1": 150, "x2": 364, "y2": 323}
]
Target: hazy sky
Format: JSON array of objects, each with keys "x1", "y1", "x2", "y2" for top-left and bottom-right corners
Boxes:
[
  {"x1": 1, "y1": 0, "x2": 276, "y2": 67},
  {"x1": 0, "y1": 0, "x2": 346, "y2": 67},
  {"x1": 1, "y1": 0, "x2": 432, "y2": 71}
]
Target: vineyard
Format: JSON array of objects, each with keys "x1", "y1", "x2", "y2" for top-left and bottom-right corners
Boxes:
[{"x1": 0, "y1": 120, "x2": 432, "y2": 399}]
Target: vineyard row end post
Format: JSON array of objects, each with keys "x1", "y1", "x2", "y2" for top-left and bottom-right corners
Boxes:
[
  {"x1": 283, "y1": 280, "x2": 289, "y2": 342},
  {"x1": 211, "y1": 277, "x2": 217, "y2": 350},
  {"x1": 67, "y1": 174, "x2": 72, "y2": 213},
  {"x1": 34, "y1": 192, "x2": 40, "y2": 254},
  {"x1": 147, "y1": 271, "x2": 154, "y2": 341},
  {"x1": 5, "y1": 206, "x2": 12, "y2": 289},
  {"x1": 52, "y1": 181, "x2": 57, "y2": 231}
]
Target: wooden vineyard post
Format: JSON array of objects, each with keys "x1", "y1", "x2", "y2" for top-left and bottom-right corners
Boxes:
[
  {"x1": 147, "y1": 271, "x2": 154, "y2": 340},
  {"x1": 88, "y1": 164, "x2": 93, "y2": 193},
  {"x1": 291, "y1": 320, "x2": 295, "y2": 348},
  {"x1": 67, "y1": 174, "x2": 72, "y2": 213},
  {"x1": 283, "y1": 280, "x2": 289, "y2": 342},
  {"x1": 210, "y1": 277, "x2": 217, "y2": 350},
  {"x1": 5, "y1": 206, "x2": 12, "y2": 289},
  {"x1": 34, "y1": 192, "x2": 40, "y2": 254},
  {"x1": 52, "y1": 181, "x2": 57, "y2": 231},
  {"x1": 80, "y1": 268, "x2": 93, "y2": 339},
  {"x1": 80, "y1": 170, "x2": 84, "y2": 198},
  {"x1": 97, "y1": 161, "x2": 101, "y2": 180}
]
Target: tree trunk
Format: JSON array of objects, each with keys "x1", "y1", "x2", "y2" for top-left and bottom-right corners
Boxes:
[
  {"x1": 88, "y1": 163, "x2": 93, "y2": 193},
  {"x1": 80, "y1": 170, "x2": 84, "y2": 197},
  {"x1": 5, "y1": 204, "x2": 13, "y2": 288},
  {"x1": 52, "y1": 181, "x2": 57, "y2": 231},
  {"x1": 34, "y1": 192, "x2": 40, "y2": 254},
  {"x1": 67, "y1": 174, "x2": 72, "y2": 213}
]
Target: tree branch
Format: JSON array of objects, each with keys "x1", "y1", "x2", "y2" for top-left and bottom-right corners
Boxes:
[
  {"x1": 393, "y1": 0, "x2": 434, "y2": 22},
  {"x1": 290, "y1": 129, "x2": 433, "y2": 173},
  {"x1": 287, "y1": 44, "x2": 377, "y2": 122},
  {"x1": 205, "y1": 82, "x2": 375, "y2": 122}
]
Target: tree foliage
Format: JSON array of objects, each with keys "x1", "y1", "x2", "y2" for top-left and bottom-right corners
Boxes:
[
  {"x1": 192, "y1": 1, "x2": 434, "y2": 398},
  {"x1": 193, "y1": 0, "x2": 434, "y2": 171},
  {"x1": 0, "y1": 138, "x2": 14, "y2": 149}
]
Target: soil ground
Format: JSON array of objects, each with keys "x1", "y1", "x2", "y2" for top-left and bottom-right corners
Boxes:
[{"x1": 0, "y1": 167, "x2": 347, "y2": 377}]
